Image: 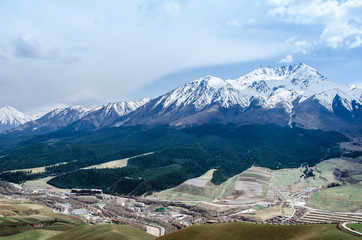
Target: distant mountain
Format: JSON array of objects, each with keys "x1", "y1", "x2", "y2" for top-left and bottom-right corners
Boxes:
[
  {"x1": 11, "y1": 98, "x2": 151, "y2": 134},
  {"x1": 66, "y1": 98, "x2": 151, "y2": 131},
  {"x1": 115, "y1": 64, "x2": 361, "y2": 134},
  {"x1": 0, "y1": 106, "x2": 35, "y2": 132},
  {"x1": 3, "y1": 64, "x2": 361, "y2": 136}
]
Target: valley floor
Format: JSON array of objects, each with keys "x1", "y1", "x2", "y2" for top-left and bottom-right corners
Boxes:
[{"x1": 1, "y1": 157, "x2": 361, "y2": 239}]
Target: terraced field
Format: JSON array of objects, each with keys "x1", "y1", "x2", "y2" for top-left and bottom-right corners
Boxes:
[
  {"x1": 153, "y1": 157, "x2": 361, "y2": 225},
  {"x1": 153, "y1": 167, "x2": 274, "y2": 204},
  {"x1": 297, "y1": 209, "x2": 362, "y2": 223}
]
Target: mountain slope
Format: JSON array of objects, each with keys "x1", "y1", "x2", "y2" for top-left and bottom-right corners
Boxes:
[
  {"x1": 0, "y1": 106, "x2": 35, "y2": 132},
  {"x1": 48, "y1": 224, "x2": 156, "y2": 240},
  {"x1": 9, "y1": 98, "x2": 151, "y2": 134},
  {"x1": 115, "y1": 64, "x2": 361, "y2": 134},
  {"x1": 2, "y1": 64, "x2": 360, "y2": 135},
  {"x1": 67, "y1": 98, "x2": 151, "y2": 131},
  {"x1": 12, "y1": 105, "x2": 94, "y2": 134},
  {"x1": 157, "y1": 222, "x2": 360, "y2": 240}
]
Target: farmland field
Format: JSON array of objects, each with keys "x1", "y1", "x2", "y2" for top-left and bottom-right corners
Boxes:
[
  {"x1": 271, "y1": 168, "x2": 302, "y2": 188},
  {"x1": 82, "y1": 152, "x2": 153, "y2": 170},
  {"x1": 152, "y1": 169, "x2": 240, "y2": 202},
  {"x1": 8, "y1": 162, "x2": 68, "y2": 174},
  {"x1": 23, "y1": 177, "x2": 56, "y2": 189},
  {"x1": 153, "y1": 166, "x2": 274, "y2": 206}
]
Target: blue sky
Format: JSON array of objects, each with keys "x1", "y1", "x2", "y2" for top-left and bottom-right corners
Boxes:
[{"x1": 0, "y1": 0, "x2": 362, "y2": 113}]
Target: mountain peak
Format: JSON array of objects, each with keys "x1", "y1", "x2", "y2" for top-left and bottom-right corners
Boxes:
[
  {"x1": 198, "y1": 76, "x2": 226, "y2": 89},
  {"x1": 128, "y1": 64, "x2": 359, "y2": 123},
  {"x1": 0, "y1": 106, "x2": 34, "y2": 131},
  {"x1": 243, "y1": 63, "x2": 323, "y2": 81}
]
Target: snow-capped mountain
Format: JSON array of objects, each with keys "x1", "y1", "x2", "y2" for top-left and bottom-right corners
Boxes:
[
  {"x1": 0, "y1": 106, "x2": 35, "y2": 132},
  {"x1": 3, "y1": 64, "x2": 361, "y2": 136},
  {"x1": 13, "y1": 105, "x2": 94, "y2": 134},
  {"x1": 11, "y1": 98, "x2": 151, "y2": 134},
  {"x1": 65, "y1": 98, "x2": 151, "y2": 131},
  {"x1": 115, "y1": 64, "x2": 361, "y2": 134}
]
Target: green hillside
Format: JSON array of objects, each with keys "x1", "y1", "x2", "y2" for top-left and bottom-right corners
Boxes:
[
  {"x1": 0, "y1": 198, "x2": 85, "y2": 239},
  {"x1": 0, "y1": 124, "x2": 349, "y2": 195},
  {"x1": 2, "y1": 229, "x2": 59, "y2": 240},
  {"x1": 157, "y1": 222, "x2": 360, "y2": 240},
  {"x1": 48, "y1": 224, "x2": 156, "y2": 240}
]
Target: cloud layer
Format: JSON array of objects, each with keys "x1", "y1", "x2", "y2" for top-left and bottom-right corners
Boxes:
[
  {"x1": 0, "y1": 0, "x2": 361, "y2": 113},
  {"x1": 268, "y1": 0, "x2": 362, "y2": 48}
]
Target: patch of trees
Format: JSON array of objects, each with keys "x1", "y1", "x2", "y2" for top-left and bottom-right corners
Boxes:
[
  {"x1": 0, "y1": 124, "x2": 349, "y2": 195},
  {"x1": 0, "y1": 171, "x2": 45, "y2": 183},
  {"x1": 326, "y1": 182, "x2": 341, "y2": 188},
  {"x1": 301, "y1": 166, "x2": 315, "y2": 178},
  {"x1": 343, "y1": 151, "x2": 362, "y2": 158}
]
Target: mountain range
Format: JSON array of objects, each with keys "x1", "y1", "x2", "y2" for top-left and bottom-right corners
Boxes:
[{"x1": 1, "y1": 64, "x2": 361, "y2": 135}]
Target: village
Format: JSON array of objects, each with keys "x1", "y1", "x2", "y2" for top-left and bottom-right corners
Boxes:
[{"x1": 0, "y1": 170, "x2": 361, "y2": 238}]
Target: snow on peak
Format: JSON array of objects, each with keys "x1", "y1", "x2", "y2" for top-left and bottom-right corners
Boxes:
[
  {"x1": 0, "y1": 106, "x2": 34, "y2": 127},
  {"x1": 198, "y1": 76, "x2": 226, "y2": 89},
  {"x1": 158, "y1": 76, "x2": 233, "y2": 109},
  {"x1": 47, "y1": 105, "x2": 92, "y2": 118},
  {"x1": 99, "y1": 98, "x2": 151, "y2": 117},
  {"x1": 154, "y1": 64, "x2": 360, "y2": 113},
  {"x1": 349, "y1": 84, "x2": 362, "y2": 90},
  {"x1": 235, "y1": 63, "x2": 326, "y2": 86}
]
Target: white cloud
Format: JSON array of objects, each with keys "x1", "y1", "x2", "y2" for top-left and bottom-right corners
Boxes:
[
  {"x1": 247, "y1": 18, "x2": 256, "y2": 24},
  {"x1": 139, "y1": 0, "x2": 185, "y2": 17},
  {"x1": 27, "y1": 103, "x2": 69, "y2": 119},
  {"x1": 13, "y1": 35, "x2": 59, "y2": 59},
  {"x1": 0, "y1": 47, "x2": 10, "y2": 59},
  {"x1": 285, "y1": 35, "x2": 299, "y2": 43},
  {"x1": 268, "y1": 0, "x2": 362, "y2": 49},
  {"x1": 164, "y1": 2, "x2": 181, "y2": 15},
  {"x1": 226, "y1": 20, "x2": 243, "y2": 28},
  {"x1": 283, "y1": 35, "x2": 311, "y2": 53},
  {"x1": 279, "y1": 54, "x2": 294, "y2": 63},
  {"x1": 350, "y1": 36, "x2": 362, "y2": 48},
  {"x1": 295, "y1": 40, "x2": 309, "y2": 48},
  {"x1": 226, "y1": 18, "x2": 255, "y2": 28},
  {"x1": 64, "y1": 91, "x2": 105, "y2": 107}
]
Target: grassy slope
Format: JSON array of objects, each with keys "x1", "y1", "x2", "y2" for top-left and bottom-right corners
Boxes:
[
  {"x1": 155, "y1": 158, "x2": 362, "y2": 211},
  {"x1": 157, "y1": 222, "x2": 360, "y2": 240},
  {"x1": 23, "y1": 176, "x2": 55, "y2": 189},
  {"x1": 347, "y1": 223, "x2": 362, "y2": 233},
  {"x1": 2, "y1": 229, "x2": 60, "y2": 240},
  {"x1": 153, "y1": 169, "x2": 239, "y2": 202},
  {"x1": 48, "y1": 224, "x2": 156, "y2": 240},
  {"x1": 310, "y1": 182, "x2": 362, "y2": 212},
  {"x1": 0, "y1": 199, "x2": 85, "y2": 238}
]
